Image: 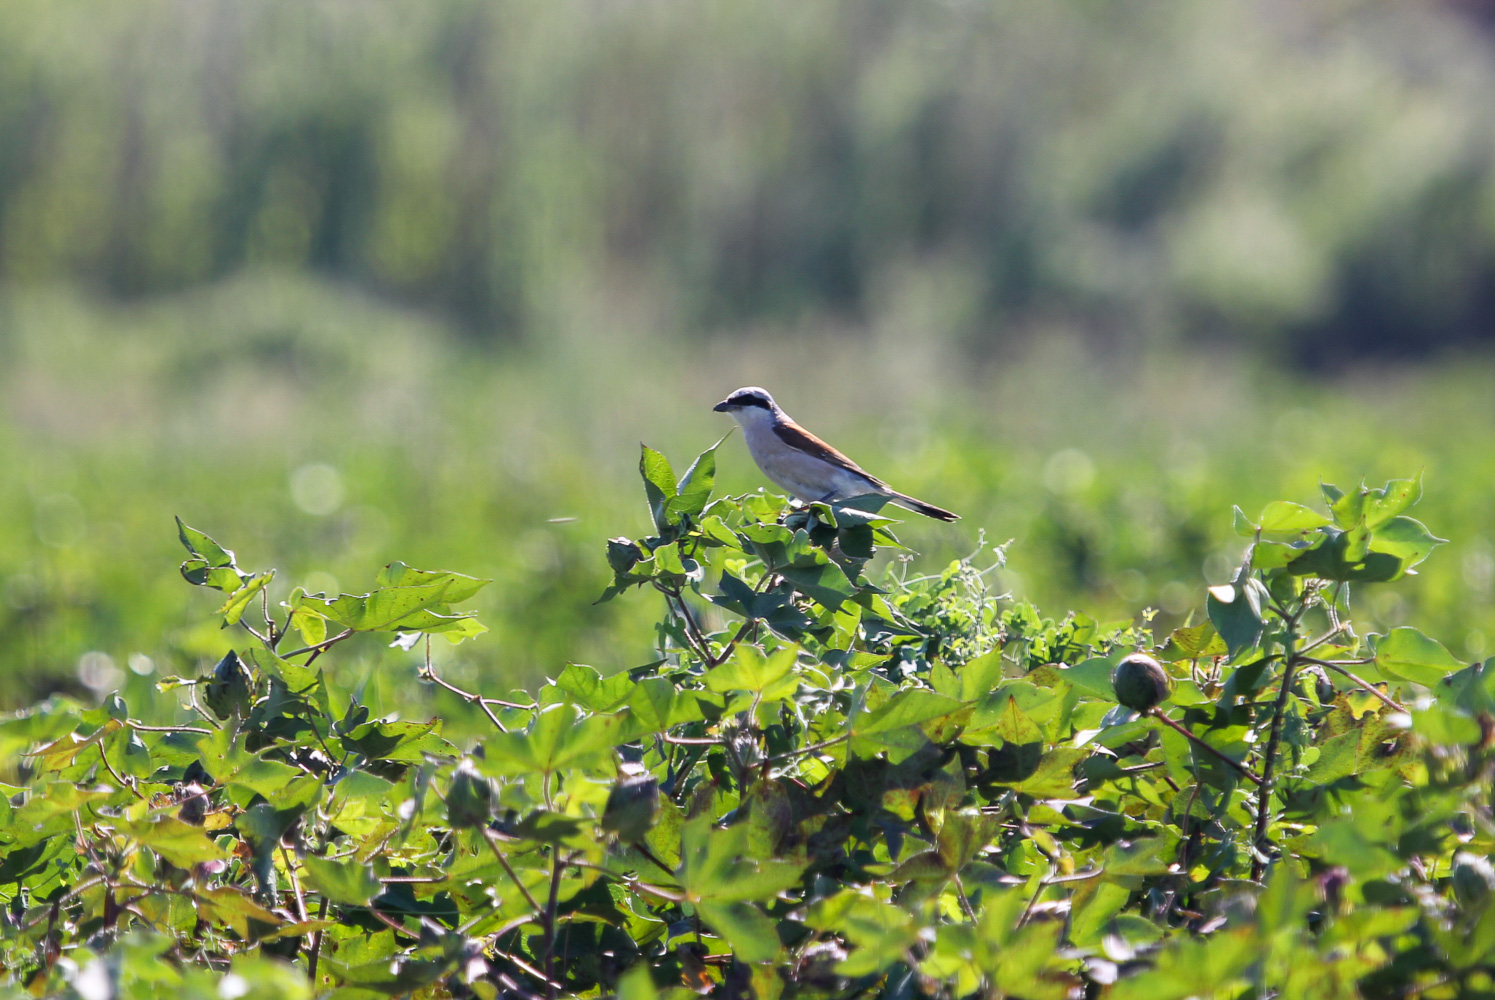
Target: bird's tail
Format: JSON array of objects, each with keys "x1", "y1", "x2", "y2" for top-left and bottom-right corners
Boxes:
[{"x1": 887, "y1": 491, "x2": 960, "y2": 522}]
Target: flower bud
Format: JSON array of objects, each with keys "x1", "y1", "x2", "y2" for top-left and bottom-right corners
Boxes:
[
  {"x1": 602, "y1": 775, "x2": 660, "y2": 842},
  {"x1": 1453, "y1": 851, "x2": 1495, "y2": 908},
  {"x1": 1112, "y1": 653, "x2": 1172, "y2": 713},
  {"x1": 446, "y1": 759, "x2": 495, "y2": 830},
  {"x1": 203, "y1": 651, "x2": 253, "y2": 720},
  {"x1": 606, "y1": 538, "x2": 645, "y2": 574}
]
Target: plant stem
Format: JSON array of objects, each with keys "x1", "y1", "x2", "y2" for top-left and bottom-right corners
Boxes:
[
  {"x1": 307, "y1": 896, "x2": 328, "y2": 982},
  {"x1": 1149, "y1": 711, "x2": 1262, "y2": 786},
  {"x1": 421, "y1": 637, "x2": 518, "y2": 732},
  {"x1": 542, "y1": 850, "x2": 565, "y2": 1000},
  {"x1": 279, "y1": 629, "x2": 355, "y2": 660},
  {"x1": 483, "y1": 829, "x2": 542, "y2": 913},
  {"x1": 1251, "y1": 610, "x2": 1301, "y2": 881},
  {"x1": 1300, "y1": 657, "x2": 1405, "y2": 712},
  {"x1": 763, "y1": 732, "x2": 850, "y2": 764}
]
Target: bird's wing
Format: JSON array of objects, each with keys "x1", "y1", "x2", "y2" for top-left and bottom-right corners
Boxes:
[{"x1": 772, "y1": 419, "x2": 885, "y2": 486}]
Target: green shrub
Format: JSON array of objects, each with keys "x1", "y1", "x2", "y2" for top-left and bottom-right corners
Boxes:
[{"x1": 0, "y1": 444, "x2": 1489, "y2": 999}]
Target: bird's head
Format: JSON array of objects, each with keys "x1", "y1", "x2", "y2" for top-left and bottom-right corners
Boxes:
[{"x1": 713, "y1": 386, "x2": 777, "y2": 415}]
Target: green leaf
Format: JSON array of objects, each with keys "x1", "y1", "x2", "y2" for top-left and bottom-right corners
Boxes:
[
  {"x1": 1369, "y1": 516, "x2": 1445, "y2": 577},
  {"x1": 124, "y1": 816, "x2": 230, "y2": 869},
  {"x1": 670, "y1": 433, "x2": 730, "y2": 519},
  {"x1": 1372, "y1": 627, "x2": 1464, "y2": 686},
  {"x1": 1362, "y1": 473, "x2": 1423, "y2": 529},
  {"x1": 177, "y1": 516, "x2": 246, "y2": 591},
  {"x1": 339, "y1": 719, "x2": 452, "y2": 763},
  {"x1": 481, "y1": 703, "x2": 624, "y2": 775},
  {"x1": 195, "y1": 727, "x2": 300, "y2": 797},
  {"x1": 1104, "y1": 834, "x2": 1176, "y2": 877},
  {"x1": 618, "y1": 963, "x2": 657, "y2": 1000},
  {"x1": 857, "y1": 689, "x2": 965, "y2": 736},
  {"x1": 956, "y1": 649, "x2": 1006, "y2": 702},
  {"x1": 374, "y1": 562, "x2": 490, "y2": 602},
  {"x1": 696, "y1": 900, "x2": 781, "y2": 963},
  {"x1": 704, "y1": 646, "x2": 800, "y2": 703},
  {"x1": 640, "y1": 444, "x2": 677, "y2": 531},
  {"x1": 303, "y1": 583, "x2": 478, "y2": 633},
  {"x1": 301, "y1": 855, "x2": 383, "y2": 906},
  {"x1": 196, "y1": 887, "x2": 281, "y2": 938},
  {"x1": 217, "y1": 571, "x2": 274, "y2": 627},
  {"x1": 1254, "y1": 501, "x2": 1331, "y2": 538},
  {"x1": 1302, "y1": 729, "x2": 1360, "y2": 784},
  {"x1": 779, "y1": 560, "x2": 857, "y2": 609},
  {"x1": 1158, "y1": 621, "x2": 1227, "y2": 662},
  {"x1": 1206, "y1": 581, "x2": 1265, "y2": 658},
  {"x1": 550, "y1": 663, "x2": 634, "y2": 712},
  {"x1": 177, "y1": 516, "x2": 234, "y2": 568}
]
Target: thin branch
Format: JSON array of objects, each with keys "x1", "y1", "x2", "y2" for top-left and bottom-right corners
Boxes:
[
  {"x1": 1149, "y1": 711, "x2": 1262, "y2": 786},
  {"x1": 1301, "y1": 657, "x2": 1405, "y2": 712},
  {"x1": 483, "y1": 829, "x2": 542, "y2": 913},
  {"x1": 421, "y1": 637, "x2": 510, "y2": 733},
  {"x1": 708, "y1": 614, "x2": 760, "y2": 668},
  {"x1": 764, "y1": 732, "x2": 849, "y2": 765},
  {"x1": 624, "y1": 878, "x2": 686, "y2": 904},
  {"x1": 1015, "y1": 869, "x2": 1050, "y2": 927},
  {"x1": 492, "y1": 945, "x2": 567, "y2": 993},
  {"x1": 307, "y1": 896, "x2": 328, "y2": 983},
  {"x1": 125, "y1": 720, "x2": 213, "y2": 735},
  {"x1": 98, "y1": 745, "x2": 146, "y2": 801},
  {"x1": 1298, "y1": 623, "x2": 1349, "y2": 657},
  {"x1": 704, "y1": 572, "x2": 777, "y2": 668},
  {"x1": 281, "y1": 846, "x2": 309, "y2": 923},
  {"x1": 278, "y1": 629, "x2": 356, "y2": 661},
  {"x1": 659, "y1": 585, "x2": 714, "y2": 665},
  {"x1": 952, "y1": 874, "x2": 978, "y2": 922},
  {"x1": 1252, "y1": 612, "x2": 1302, "y2": 881},
  {"x1": 542, "y1": 850, "x2": 565, "y2": 1000}
]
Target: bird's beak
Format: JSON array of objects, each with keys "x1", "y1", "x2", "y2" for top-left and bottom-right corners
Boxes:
[{"x1": 713, "y1": 400, "x2": 731, "y2": 412}]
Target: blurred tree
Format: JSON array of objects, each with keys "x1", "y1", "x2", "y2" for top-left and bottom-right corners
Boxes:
[{"x1": 0, "y1": 0, "x2": 1493, "y2": 362}]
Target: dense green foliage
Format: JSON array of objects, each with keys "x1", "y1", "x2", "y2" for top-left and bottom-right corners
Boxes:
[
  {"x1": 4, "y1": 443, "x2": 1493, "y2": 998},
  {"x1": 5, "y1": 285, "x2": 1495, "y2": 711}
]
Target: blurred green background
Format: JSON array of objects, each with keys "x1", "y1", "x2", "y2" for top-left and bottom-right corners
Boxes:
[{"x1": 2, "y1": 0, "x2": 1494, "y2": 709}]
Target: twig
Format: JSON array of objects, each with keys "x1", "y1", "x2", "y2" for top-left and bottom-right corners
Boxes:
[
  {"x1": 1298, "y1": 623, "x2": 1349, "y2": 657},
  {"x1": 704, "y1": 572, "x2": 778, "y2": 668},
  {"x1": 278, "y1": 629, "x2": 356, "y2": 660},
  {"x1": 307, "y1": 896, "x2": 328, "y2": 983},
  {"x1": 1300, "y1": 657, "x2": 1405, "y2": 712},
  {"x1": 763, "y1": 733, "x2": 850, "y2": 765},
  {"x1": 952, "y1": 874, "x2": 978, "y2": 922},
  {"x1": 370, "y1": 909, "x2": 419, "y2": 939},
  {"x1": 1015, "y1": 870, "x2": 1050, "y2": 927},
  {"x1": 659, "y1": 585, "x2": 714, "y2": 665},
  {"x1": 483, "y1": 829, "x2": 542, "y2": 913},
  {"x1": 125, "y1": 721, "x2": 213, "y2": 735},
  {"x1": 492, "y1": 944, "x2": 566, "y2": 993},
  {"x1": 542, "y1": 850, "x2": 565, "y2": 1000},
  {"x1": 626, "y1": 878, "x2": 687, "y2": 904},
  {"x1": 421, "y1": 636, "x2": 510, "y2": 733},
  {"x1": 1252, "y1": 611, "x2": 1302, "y2": 881},
  {"x1": 281, "y1": 846, "x2": 309, "y2": 922},
  {"x1": 98, "y1": 745, "x2": 146, "y2": 801},
  {"x1": 1150, "y1": 711, "x2": 1262, "y2": 786}
]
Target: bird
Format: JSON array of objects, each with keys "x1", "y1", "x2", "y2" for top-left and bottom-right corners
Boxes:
[{"x1": 713, "y1": 386, "x2": 959, "y2": 522}]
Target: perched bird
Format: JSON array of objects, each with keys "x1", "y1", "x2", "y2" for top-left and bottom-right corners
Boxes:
[{"x1": 713, "y1": 386, "x2": 959, "y2": 522}]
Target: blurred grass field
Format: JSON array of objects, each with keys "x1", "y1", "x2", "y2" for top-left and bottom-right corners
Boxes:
[
  {"x1": 2, "y1": 274, "x2": 1492, "y2": 710},
  {"x1": 3, "y1": 1, "x2": 1495, "y2": 708}
]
